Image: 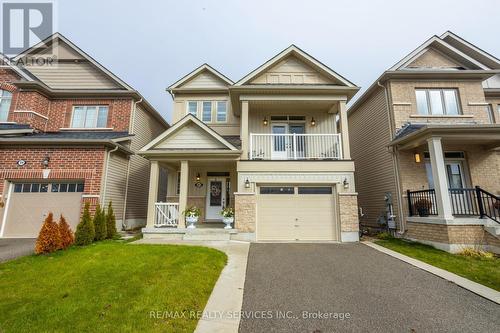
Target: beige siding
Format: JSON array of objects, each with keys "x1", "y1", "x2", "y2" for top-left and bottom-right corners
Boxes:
[
  {"x1": 125, "y1": 106, "x2": 168, "y2": 223},
  {"x1": 348, "y1": 87, "x2": 398, "y2": 228},
  {"x1": 155, "y1": 123, "x2": 227, "y2": 149},
  {"x1": 251, "y1": 56, "x2": 333, "y2": 84},
  {"x1": 249, "y1": 109, "x2": 335, "y2": 134},
  {"x1": 104, "y1": 152, "x2": 128, "y2": 222},
  {"x1": 27, "y1": 62, "x2": 121, "y2": 90},
  {"x1": 182, "y1": 71, "x2": 229, "y2": 89}
]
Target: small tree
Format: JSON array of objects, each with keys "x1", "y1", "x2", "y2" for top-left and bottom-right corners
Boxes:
[
  {"x1": 75, "y1": 202, "x2": 95, "y2": 246},
  {"x1": 93, "y1": 204, "x2": 107, "y2": 241},
  {"x1": 106, "y1": 201, "x2": 117, "y2": 239},
  {"x1": 58, "y1": 214, "x2": 74, "y2": 249},
  {"x1": 35, "y1": 212, "x2": 62, "y2": 254}
]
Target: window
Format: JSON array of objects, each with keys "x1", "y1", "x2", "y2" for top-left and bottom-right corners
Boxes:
[
  {"x1": 298, "y1": 187, "x2": 332, "y2": 194},
  {"x1": 51, "y1": 182, "x2": 84, "y2": 193},
  {"x1": 187, "y1": 101, "x2": 198, "y2": 117},
  {"x1": 415, "y1": 89, "x2": 460, "y2": 115},
  {"x1": 13, "y1": 183, "x2": 49, "y2": 193},
  {"x1": 0, "y1": 89, "x2": 13, "y2": 122},
  {"x1": 71, "y1": 106, "x2": 109, "y2": 128},
  {"x1": 216, "y1": 101, "x2": 227, "y2": 122},
  {"x1": 202, "y1": 101, "x2": 212, "y2": 122},
  {"x1": 260, "y1": 186, "x2": 295, "y2": 194},
  {"x1": 486, "y1": 105, "x2": 495, "y2": 124},
  {"x1": 270, "y1": 115, "x2": 306, "y2": 121},
  {"x1": 423, "y1": 151, "x2": 465, "y2": 159}
]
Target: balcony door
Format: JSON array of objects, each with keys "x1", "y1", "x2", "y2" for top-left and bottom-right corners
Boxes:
[{"x1": 271, "y1": 123, "x2": 305, "y2": 159}]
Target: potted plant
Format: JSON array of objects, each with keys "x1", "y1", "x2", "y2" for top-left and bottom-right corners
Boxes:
[
  {"x1": 183, "y1": 206, "x2": 201, "y2": 229},
  {"x1": 414, "y1": 198, "x2": 432, "y2": 217},
  {"x1": 221, "y1": 207, "x2": 234, "y2": 229}
]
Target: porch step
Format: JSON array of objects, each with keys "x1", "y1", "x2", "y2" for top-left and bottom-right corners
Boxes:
[
  {"x1": 142, "y1": 227, "x2": 238, "y2": 241},
  {"x1": 484, "y1": 225, "x2": 500, "y2": 237}
]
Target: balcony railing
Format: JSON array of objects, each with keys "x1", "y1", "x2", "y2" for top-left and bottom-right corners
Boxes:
[
  {"x1": 249, "y1": 133, "x2": 342, "y2": 160},
  {"x1": 407, "y1": 187, "x2": 500, "y2": 223},
  {"x1": 154, "y1": 202, "x2": 179, "y2": 227}
]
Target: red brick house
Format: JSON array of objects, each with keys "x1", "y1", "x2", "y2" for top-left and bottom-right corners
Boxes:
[{"x1": 0, "y1": 33, "x2": 169, "y2": 238}]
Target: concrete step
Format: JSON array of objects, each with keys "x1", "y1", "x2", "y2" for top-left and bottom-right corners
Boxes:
[
  {"x1": 142, "y1": 227, "x2": 238, "y2": 241},
  {"x1": 484, "y1": 225, "x2": 500, "y2": 237}
]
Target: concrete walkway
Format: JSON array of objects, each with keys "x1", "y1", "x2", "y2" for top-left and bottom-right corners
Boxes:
[
  {"x1": 135, "y1": 239, "x2": 250, "y2": 333},
  {"x1": 0, "y1": 238, "x2": 35, "y2": 263}
]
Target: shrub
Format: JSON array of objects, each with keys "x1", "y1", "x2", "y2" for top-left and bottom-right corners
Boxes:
[
  {"x1": 106, "y1": 201, "x2": 117, "y2": 239},
  {"x1": 93, "y1": 204, "x2": 107, "y2": 241},
  {"x1": 35, "y1": 212, "x2": 62, "y2": 254},
  {"x1": 376, "y1": 231, "x2": 394, "y2": 240},
  {"x1": 75, "y1": 202, "x2": 95, "y2": 246},
  {"x1": 458, "y1": 247, "x2": 494, "y2": 259},
  {"x1": 58, "y1": 215, "x2": 74, "y2": 249}
]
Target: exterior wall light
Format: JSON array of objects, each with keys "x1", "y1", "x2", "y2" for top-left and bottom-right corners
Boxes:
[
  {"x1": 244, "y1": 178, "x2": 251, "y2": 188},
  {"x1": 414, "y1": 153, "x2": 421, "y2": 163},
  {"x1": 310, "y1": 117, "x2": 316, "y2": 126},
  {"x1": 196, "y1": 173, "x2": 201, "y2": 181},
  {"x1": 343, "y1": 178, "x2": 349, "y2": 189},
  {"x1": 42, "y1": 155, "x2": 50, "y2": 168},
  {"x1": 263, "y1": 117, "x2": 268, "y2": 126}
]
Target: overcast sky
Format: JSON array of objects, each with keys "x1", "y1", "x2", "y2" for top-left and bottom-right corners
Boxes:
[{"x1": 57, "y1": 0, "x2": 500, "y2": 123}]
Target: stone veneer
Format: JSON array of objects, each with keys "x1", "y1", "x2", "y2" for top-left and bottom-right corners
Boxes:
[
  {"x1": 234, "y1": 194, "x2": 256, "y2": 233},
  {"x1": 338, "y1": 194, "x2": 360, "y2": 233}
]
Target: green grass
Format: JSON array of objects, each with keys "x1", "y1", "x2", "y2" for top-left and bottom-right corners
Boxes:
[
  {"x1": 0, "y1": 241, "x2": 227, "y2": 333},
  {"x1": 375, "y1": 238, "x2": 500, "y2": 291}
]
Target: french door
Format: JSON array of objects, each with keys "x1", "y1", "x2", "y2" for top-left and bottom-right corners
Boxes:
[{"x1": 271, "y1": 123, "x2": 305, "y2": 159}]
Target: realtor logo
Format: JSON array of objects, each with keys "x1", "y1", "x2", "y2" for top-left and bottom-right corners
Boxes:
[{"x1": 1, "y1": 1, "x2": 55, "y2": 56}]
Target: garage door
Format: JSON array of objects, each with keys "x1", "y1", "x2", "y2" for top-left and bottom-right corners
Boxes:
[
  {"x1": 257, "y1": 185, "x2": 338, "y2": 241},
  {"x1": 2, "y1": 182, "x2": 83, "y2": 238}
]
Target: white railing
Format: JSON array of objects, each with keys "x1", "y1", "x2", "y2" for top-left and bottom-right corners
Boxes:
[
  {"x1": 154, "y1": 202, "x2": 179, "y2": 227},
  {"x1": 249, "y1": 133, "x2": 342, "y2": 160}
]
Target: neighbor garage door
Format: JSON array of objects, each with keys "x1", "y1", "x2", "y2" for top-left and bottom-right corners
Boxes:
[
  {"x1": 2, "y1": 182, "x2": 84, "y2": 238},
  {"x1": 256, "y1": 185, "x2": 338, "y2": 241}
]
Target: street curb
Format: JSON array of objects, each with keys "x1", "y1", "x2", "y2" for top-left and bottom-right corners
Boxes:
[{"x1": 362, "y1": 241, "x2": 500, "y2": 305}]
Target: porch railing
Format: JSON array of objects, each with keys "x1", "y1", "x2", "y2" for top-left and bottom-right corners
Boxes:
[
  {"x1": 154, "y1": 202, "x2": 179, "y2": 227},
  {"x1": 249, "y1": 133, "x2": 342, "y2": 160},
  {"x1": 407, "y1": 187, "x2": 500, "y2": 224}
]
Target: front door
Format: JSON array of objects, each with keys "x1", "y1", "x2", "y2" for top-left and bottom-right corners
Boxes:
[
  {"x1": 446, "y1": 161, "x2": 472, "y2": 214},
  {"x1": 271, "y1": 123, "x2": 289, "y2": 159},
  {"x1": 206, "y1": 178, "x2": 226, "y2": 220},
  {"x1": 289, "y1": 124, "x2": 305, "y2": 158}
]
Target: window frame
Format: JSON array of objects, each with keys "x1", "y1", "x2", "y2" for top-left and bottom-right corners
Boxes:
[
  {"x1": 415, "y1": 89, "x2": 462, "y2": 116},
  {"x1": 259, "y1": 186, "x2": 295, "y2": 195},
  {"x1": 0, "y1": 89, "x2": 13, "y2": 122},
  {"x1": 216, "y1": 101, "x2": 227, "y2": 123},
  {"x1": 187, "y1": 101, "x2": 198, "y2": 118},
  {"x1": 70, "y1": 105, "x2": 109, "y2": 129},
  {"x1": 202, "y1": 101, "x2": 212, "y2": 122}
]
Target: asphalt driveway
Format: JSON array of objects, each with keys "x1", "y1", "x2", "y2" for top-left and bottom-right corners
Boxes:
[
  {"x1": 239, "y1": 243, "x2": 500, "y2": 333},
  {"x1": 0, "y1": 238, "x2": 35, "y2": 263}
]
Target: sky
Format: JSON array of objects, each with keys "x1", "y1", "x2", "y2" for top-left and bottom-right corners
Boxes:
[{"x1": 55, "y1": 0, "x2": 500, "y2": 123}]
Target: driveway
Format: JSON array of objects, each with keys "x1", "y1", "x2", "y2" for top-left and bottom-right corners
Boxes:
[
  {"x1": 0, "y1": 238, "x2": 35, "y2": 263},
  {"x1": 239, "y1": 243, "x2": 500, "y2": 333}
]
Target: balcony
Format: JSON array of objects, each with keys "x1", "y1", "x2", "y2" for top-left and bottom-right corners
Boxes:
[{"x1": 249, "y1": 133, "x2": 342, "y2": 160}]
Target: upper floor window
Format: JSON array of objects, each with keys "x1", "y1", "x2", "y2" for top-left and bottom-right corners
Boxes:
[
  {"x1": 187, "y1": 101, "x2": 197, "y2": 117},
  {"x1": 0, "y1": 89, "x2": 13, "y2": 122},
  {"x1": 415, "y1": 89, "x2": 460, "y2": 115},
  {"x1": 71, "y1": 106, "x2": 109, "y2": 128},
  {"x1": 202, "y1": 101, "x2": 212, "y2": 122},
  {"x1": 216, "y1": 101, "x2": 227, "y2": 122}
]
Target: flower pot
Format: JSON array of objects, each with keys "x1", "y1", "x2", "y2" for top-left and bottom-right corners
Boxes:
[
  {"x1": 417, "y1": 208, "x2": 429, "y2": 217},
  {"x1": 186, "y1": 216, "x2": 198, "y2": 229},
  {"x1": 222, "y1": 217, "x2": 234, "y2": 229}
]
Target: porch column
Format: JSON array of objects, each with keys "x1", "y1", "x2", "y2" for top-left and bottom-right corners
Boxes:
[
  {"x1": 240, "y1": 100, "x2": 249, "y2": 160},
  {"x1": 146, "y1": 160, "x2": 159, "y2": 228},
  {"x1": 338, "y1": 100, "x2": 351, "y2": 160},
  {"x1": 427, "y1": 137, "x2": 453, "y2": 219},
  {"x1": 178, "y1": 160, "x2": 189, "y2": 228}
]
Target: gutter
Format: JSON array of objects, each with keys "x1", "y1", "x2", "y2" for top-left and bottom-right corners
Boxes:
[{"x1": 0, "y1": 138, "x2": 134, "y2": 154}]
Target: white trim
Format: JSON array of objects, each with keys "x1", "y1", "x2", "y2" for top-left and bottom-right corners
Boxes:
[
  {"x1": 0, "y1": 183, "x2": 13, "y2": 237},
  {"x1": 409, "y1": 114, "x2": 474, "y2": 118},
  {"x1": 234, "y1": 45, "x2": 356, "y2": 87},
  {"x1": 239, "y1": 95, "x2": 347, "y2": 102},
  {"x1": 13, "y1": 110, "x2": 48, "y2": 120},
  {"x1": 407, "y1": 216, "x2": 486, "y2": 226},
  {"x1": 440, "y1": 31, "x2": 500, "y2": 68},
  {"x1": 468, "y1": 102, "x2": 489, "y2": 106},
  {"x1": 81, "y1": 194, "x2": 100, "y2": 198},
  {"x1": 169, "y1": 64, "x2": 233, "y2": 89},
  {"x1": 338, "y1": 192, "x2": 358, "y2": 196}
]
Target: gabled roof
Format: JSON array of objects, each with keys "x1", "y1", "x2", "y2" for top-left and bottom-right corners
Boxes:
[
  {"x1": 389, "y1": 35, "x2": 489, "y2": 71},
  {"x1": 140, "y1": 114, "x2": 239, "y2": 152},
  {"x1": 168, "y1": 64, "x2": 233, "y2": 90},
  {"x1": 14, "y1": 32, "x2": 134, "y2": 90},
  {"x1": 0, "y1": 52, "x2": 34, "y2": 81},
  {"x1": 440, "y1": 31, "x2": 500, "y2": 69},
  {"x1": 234, "y1": 45, "x2": 357, "y2": 87}
]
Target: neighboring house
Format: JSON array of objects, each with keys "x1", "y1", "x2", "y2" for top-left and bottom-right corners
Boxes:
[
  {"x1": 348, "y1": 31, "x2": 500, "y2": 253},
  {"x1": 140, "y1": 45, "x2": 360, "y2": 242},
  {"x1": 0, "y1": 33, "x2": 169, "y2": 238}
]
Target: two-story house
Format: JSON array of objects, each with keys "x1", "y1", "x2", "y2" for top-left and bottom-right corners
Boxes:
[
  {"x1": 140, "y1": 45, "x2": 360, "y2": 242},
  {"x1": 348, "y1": 31, "x2": 500, "y2": 253},
  {"x1": 0, "y1": 33, "x2": 168, "y2": 238}
]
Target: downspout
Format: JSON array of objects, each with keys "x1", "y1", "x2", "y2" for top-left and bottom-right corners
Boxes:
[
  {"x1": 377, "y1": 81, "x2": 405, "y2": 235},
  {"x1": 101, "y1": 145, "x2": 119, "y2": 206}
]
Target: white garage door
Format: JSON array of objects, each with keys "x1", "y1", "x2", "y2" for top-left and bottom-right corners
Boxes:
[
  {"x1": 2, "y1": 182, "x2": 83, "y2": 238},
  {"x1": 257, "y1": 185, "x2": 338, "y2": 241}
]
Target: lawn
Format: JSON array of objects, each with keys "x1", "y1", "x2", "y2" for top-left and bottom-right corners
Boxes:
[
  {"x1": 0, "y1": 241, "x2": 227, "y2": 333},
  {"x1": 375, "y1": 238, "x2": 500, "y2": 291}
]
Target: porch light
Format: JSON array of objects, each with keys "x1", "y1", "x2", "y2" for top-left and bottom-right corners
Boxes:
[
  {"x1": 42, "y1": 155, "x2": 50, "y2": 168},
  {"x1": 196, "y1": 173, "x2": 201, "y2": 182},
  {"x1": 263, "y1": 117, "x2": 268, "y2": 126},
  {"x1": 310, "y1": 117, "x2": 316, "y2": 126},
  {"x1": 414, "y1": 153, "x2": 421, "y2": 163},
  {"x1": 343, "y1": 178, "x2": 349, "y2": 189},
  {"x1": 244, "y1": 178, "x2": 251, "y2": 188}
]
